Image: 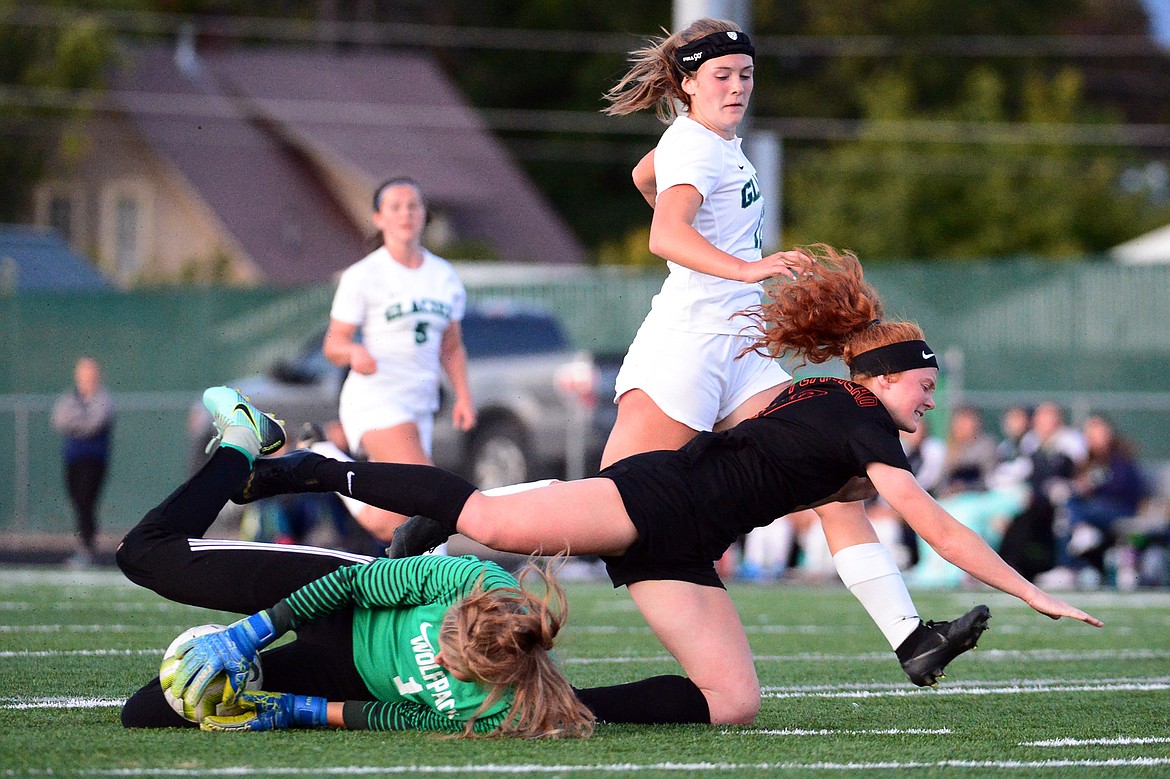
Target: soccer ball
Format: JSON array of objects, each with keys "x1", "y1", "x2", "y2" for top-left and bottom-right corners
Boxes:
[{"x1": 158, "y1": 624, "x2": 263, "y2": 723}]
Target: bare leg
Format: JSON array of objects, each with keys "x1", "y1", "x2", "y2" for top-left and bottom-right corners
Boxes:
[
  {"x1": 356, "y1": 422, "x2": 430, "y2": 543},
  {"x1": 600, "y1": 390, "x2": 698, "y2": 468},
  {"x1": 627, "y1": 579, "x2": 760, "y2": 725},
  {"x1": 456, "y1": 479, "x2": 638, "y2": 556}
]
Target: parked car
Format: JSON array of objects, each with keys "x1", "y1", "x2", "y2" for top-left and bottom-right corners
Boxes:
[{"x1": 188, "y1": 300, "x2": 616, "y2": 489}]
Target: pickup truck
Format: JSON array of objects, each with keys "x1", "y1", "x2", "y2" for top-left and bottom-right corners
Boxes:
[{"x1": 187, "y1": 300, "x2": 617, "y2": 488}]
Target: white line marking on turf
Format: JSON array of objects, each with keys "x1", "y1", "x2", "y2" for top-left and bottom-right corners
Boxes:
[
  {"x1": 1, "y1": 696, "x2": 124, "y2": 709},
  {"x1": 569, "y1": 624, "x2": 845, "y2": 635},
  {"x1": 0, "y1": 648, "x2": 158, "y2": 658},
  {"x1": 563, "y1": 648, "x2": 1170, "y2": 665},
  {"x1": 14, "y1": 758, "x2": 1170, "y2": 774},
  {"x1": 0, "y1": 600, "x2": 198, "y2": 612},
  {"x1": 763, "y1": 676, "x2": 1170, "y2": 698},
  {"x1": 1021, "y1": 736, "x2": 1170, "y2": 747},
  {"x1": 0, "y1": 624, "x2": 188, "y2": 633},
  {"x1": 729, "y1": 728, "x2": 951, "y2": 736}
]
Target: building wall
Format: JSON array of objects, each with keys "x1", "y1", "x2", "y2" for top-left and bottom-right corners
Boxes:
[{"x1": 34, "y1": 114, "x2": 259, "y2": 288}]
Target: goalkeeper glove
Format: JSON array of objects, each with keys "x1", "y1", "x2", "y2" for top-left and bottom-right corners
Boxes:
[
  {"x1": 172, "y1": 611, "x2": 278, "y2": 708},
  {"x1": 200, "y1": 691, "x2": 328, "y2": 732}
]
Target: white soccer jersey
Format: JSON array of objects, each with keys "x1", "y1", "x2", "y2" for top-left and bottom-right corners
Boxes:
[
  {"x1": 330, "y1": 247, "x2": 466, "y2": 418},
  {"x1": 647, "y1": 115, "x2": 766, "y2": 334}
]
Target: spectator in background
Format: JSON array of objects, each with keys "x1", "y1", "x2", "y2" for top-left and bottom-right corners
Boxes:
[
  {"x1": 1001, "y1": 402, "x2": 1085, "y2": 584},
  {"x1": 902, "y1": 418, "x2": 947, "y2": 496},
  {"x1": 862, "y1": 418, "x2": 947, "y2": 571},
  {"x1": 990, "y1": 405, "x2": 1034, "y2": 493},
  {"x1": 323, "y1": 177, "x2": 476, "y2": 545},
  {"x1": 938, "y1": 406, "x2": 1000, "y2": 497},
  {"x1": 909, "y1": 409, "x2": 1029, "y2": 588},
  {"x1": 996, "y1": 405, "x2": 1032, "y2": 464},
  {"x1": 892, "y1": 418, "x2": 947, "y2": 567},
  {"x1": 1048, "y1": 414, "x2": 1148, "y2": 587},
  {"x1": 51, "y1": 356, "x2": 114, "y2": 567}
]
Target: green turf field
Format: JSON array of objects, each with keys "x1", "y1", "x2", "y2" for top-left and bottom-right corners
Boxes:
[{"x1": 2, "y1": 566, "x2": 1168, "y2": 777}]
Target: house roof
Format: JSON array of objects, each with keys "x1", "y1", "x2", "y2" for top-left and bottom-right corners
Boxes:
[
  {"x1": 111, "y1": 44, "x2": 585, "y2": 285},
  {"x1": 0, "y1": 225, "x2": 113, "y2": 291}
]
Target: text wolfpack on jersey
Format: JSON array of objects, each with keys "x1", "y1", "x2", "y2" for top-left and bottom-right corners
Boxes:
[{"x1": 402, "y1": 622, "x2": 458, "y2": 718}]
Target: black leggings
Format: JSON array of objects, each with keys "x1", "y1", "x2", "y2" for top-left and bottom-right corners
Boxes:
[
  {"x1": 116, "y1": 448, "x2": 376, "y2": 728},
  {"x1": 66, "y1": 457, "x2": 107, "y2": 551}
]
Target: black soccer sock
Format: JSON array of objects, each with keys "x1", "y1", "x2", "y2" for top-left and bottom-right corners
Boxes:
[
  {"x1": 574, "y1": 675, "x2": 711, "y2": 724},
  {"x1": 314, "y1": 459, "x2": 477, "y2": 534},
  {"x1": 147, "y1": 447, "x2": 250, "y2": 538}
]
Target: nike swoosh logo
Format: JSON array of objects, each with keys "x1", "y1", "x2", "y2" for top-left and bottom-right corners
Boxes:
[
  {"x1": 922, "y1": 351, "x2": 935, "y2": 360},
  {"x1": 234, "y1": 403, "x2": 256, "y2": 428},
  {"x1": 346, "y1": 470, "x2": 355, "y2": 495}
]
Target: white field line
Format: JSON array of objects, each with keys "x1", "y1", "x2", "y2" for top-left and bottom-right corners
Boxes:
[
  {"x1": 7, "y1": 676, "x2": 1167, "y2": 713},
  {"x1": 0, "y1": 601, "x2": 200, "y2": 612},
  {"x1": 0, "y1": 648, "x2": 159, "y2": 658},
  {"x1": 1, "y1": 696, "x2": 125, "y2": 709},
  {"x1": 562, "y1": 647, "x2": 1170, "y2": 665},
  {"x1": 728, "y1": 728, "x2": 951, "y2": 736},
  {"x1": 763, "y1": 676, "x2": 1170, "y2": 699},
  {"x1": 0, "y1": 624, "x2": 190, "y2": 633},
  {"x1": 4, "y1": 645, "x2": 1167, "y2": 667},
  {"x1": 9, "y1": 758, "x2": 1170, "y2": 774},
  {"x1": 1021, "y1": 736, "x2": 1170, "y2": 747},
  {"x1": 569, "y1": 624, "x2": 852, "y2": 635}
]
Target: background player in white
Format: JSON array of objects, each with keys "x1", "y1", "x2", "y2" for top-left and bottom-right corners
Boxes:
[
  {"x1": 324, "y1": 177, "x2": 475, "y2": 543},
  {"x1": 600, "y1": 18, "x2": 956, "y2": 685}
]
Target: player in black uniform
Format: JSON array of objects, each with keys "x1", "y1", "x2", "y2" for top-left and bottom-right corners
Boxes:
[{"x1": 233, "y1": 244, "x2": 1103, "y2": 727}]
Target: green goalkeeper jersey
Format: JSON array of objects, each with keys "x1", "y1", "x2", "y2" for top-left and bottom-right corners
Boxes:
[{"x1": 276, "y1": 554, "x2": 518, "y2": 732}]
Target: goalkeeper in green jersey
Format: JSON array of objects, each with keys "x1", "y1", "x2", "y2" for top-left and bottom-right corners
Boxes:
[{"x1": 116, "y1": 389, "x2": 592, "y2": 738}]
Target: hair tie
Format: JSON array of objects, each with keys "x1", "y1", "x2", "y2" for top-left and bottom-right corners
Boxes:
[{"x1": 869, "y1": 319, "x2": 882, "y2": 328}]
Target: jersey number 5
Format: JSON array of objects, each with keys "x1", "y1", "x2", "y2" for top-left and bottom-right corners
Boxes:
[{"x1": 414, "y1": 321, "x2": 430, "y2": 344}]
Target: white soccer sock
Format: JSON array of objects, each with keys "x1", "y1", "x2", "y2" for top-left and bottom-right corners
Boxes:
[
  {"x1": 220, "y1": 426, "x2": 260, "y2": 463},
  {"x1": 833, "y1": 542, "x2": 920, "y2": 649}
]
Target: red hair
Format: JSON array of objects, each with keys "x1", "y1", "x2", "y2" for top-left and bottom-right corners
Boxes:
[{"x1": 741, "y1": 244, "x2": 926, "y2": 378}]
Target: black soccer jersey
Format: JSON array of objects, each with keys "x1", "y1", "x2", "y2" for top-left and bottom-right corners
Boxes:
[{"x1": 603, "y1": 377, "x2": 912, "y2": 567}]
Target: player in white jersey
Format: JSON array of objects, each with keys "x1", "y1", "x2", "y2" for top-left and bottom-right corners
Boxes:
[
  {"x1": 324, "y1": 178, "x2": 476, "y2": 543},
  {"x1": 599, "y1": 18, "x2": 968, "y2": 686}
]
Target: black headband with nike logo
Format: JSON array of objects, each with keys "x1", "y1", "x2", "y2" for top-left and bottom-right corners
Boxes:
[
  {"x1": 849, "y1": 340, "x2": 939, "y2": 376},
  {"x1": 674, "y1": 30, "x2": 755, "y2": 72}
]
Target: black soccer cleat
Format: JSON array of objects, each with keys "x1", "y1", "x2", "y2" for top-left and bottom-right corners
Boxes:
[
  {"x1": 387, "y1": 515, "x2": 452, "y2": 559},
  {"x1": 232, "y1": 449, "x2": 327, "y2": 504},
  {"x1": 896, "y1": 604, "x2": 991, "y2": 687}
]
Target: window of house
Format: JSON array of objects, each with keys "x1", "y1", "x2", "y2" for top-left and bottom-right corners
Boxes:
[
  {"x1": 47, "y1": 195, "x2": 74, "y2": 243},
  {"x1": 114, "y1": 196, "x2": 139, "y2": 278},
  {"x1": 99, "y1": 179, "x2": 152, "y2": 283},
  {"x1": 33, "y1": 183, "x2": 83, "y2": 248}
]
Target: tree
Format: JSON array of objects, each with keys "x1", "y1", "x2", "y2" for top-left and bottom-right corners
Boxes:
[
  {"x1": 0, "y1": 2, "x2": 118, "y2": 221},
  {"x1": 785, "y1": 65, "x2": 1170, "y2": 259}
]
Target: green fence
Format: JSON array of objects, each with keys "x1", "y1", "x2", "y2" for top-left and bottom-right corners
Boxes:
[{"x1": 4, "y1": 258, "x2": 1170, "y2": 535}]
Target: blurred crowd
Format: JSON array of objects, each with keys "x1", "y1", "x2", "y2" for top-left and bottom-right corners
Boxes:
[{"x1": 731, "y1": 402, "x2": 1170, "y2": 591}]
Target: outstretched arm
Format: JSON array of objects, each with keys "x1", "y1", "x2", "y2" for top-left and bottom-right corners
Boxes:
[{"x1": 867, "y1": 462, "x2": 1103, "y2": 627}]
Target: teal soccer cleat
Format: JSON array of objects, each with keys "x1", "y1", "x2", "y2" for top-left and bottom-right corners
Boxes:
[{"x1": 202, "y1": 387, "x2": 286, "y2": 457}]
